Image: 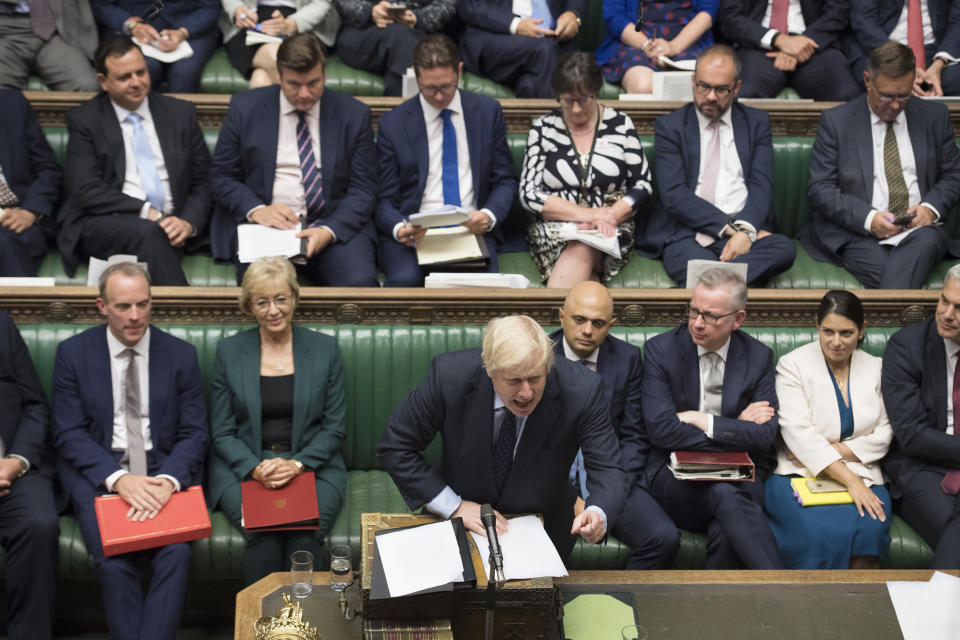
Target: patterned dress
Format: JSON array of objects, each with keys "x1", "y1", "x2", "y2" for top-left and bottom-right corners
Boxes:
[{"x1": 520, "y1": 106, "x2": 652, "y2": 282}]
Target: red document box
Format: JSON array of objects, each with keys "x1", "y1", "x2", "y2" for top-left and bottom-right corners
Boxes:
[
  {"x1": 95, "y1": 485, "x2": 212, "y2": 557},
  {"x1": 669, "y1": 451, "x2": 755, "y2": 481},
  {"x1": 241, "y1": 471, "x2": 320, "y2": 532}
]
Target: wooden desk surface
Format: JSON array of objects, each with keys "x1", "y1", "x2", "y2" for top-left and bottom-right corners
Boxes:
[{"x1": 235, "y1": 570, "x2": 955, "y2": 640}]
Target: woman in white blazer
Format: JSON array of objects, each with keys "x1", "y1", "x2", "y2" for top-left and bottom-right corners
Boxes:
[{"x1": 765, "y1": 290, "x2": 893, "y2": 569}]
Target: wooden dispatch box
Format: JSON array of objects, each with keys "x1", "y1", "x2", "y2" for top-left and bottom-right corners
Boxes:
[{"x1": 360, "y1": 513, "x2": 561, "y2": 640}]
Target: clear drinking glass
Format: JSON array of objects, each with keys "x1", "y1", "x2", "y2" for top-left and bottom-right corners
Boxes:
[
  {"x1": 290, "y1": 550, "x2": 313, "y2": 599},
  {"x1": 329, "y1": 545, "x2": 353, "y2": 591}
]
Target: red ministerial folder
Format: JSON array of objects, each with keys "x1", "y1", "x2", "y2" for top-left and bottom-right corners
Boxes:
[
  {"x1": 241, "y1": 471, "x2": 321, "y2": 532},
  {"x1": 669, "y1": 451, "x2": 755, "y2": 481},
  {"x1": 95, "y1": 485, "x2": 212, "y2": 557}
]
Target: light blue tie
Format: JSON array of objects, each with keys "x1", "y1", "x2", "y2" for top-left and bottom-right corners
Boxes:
[
  {"x1": 125, "y1": 112, "x2": 165, "y2": 211},
  {"x1": 568, "y1": 448, "x2": 590, "y2": 499},
  {"x1": 530, "y1": 0, "x2": 556, "y2": 30},
  {"x1": 439, "y1": 109, "x2": 461, "y2": 207}
]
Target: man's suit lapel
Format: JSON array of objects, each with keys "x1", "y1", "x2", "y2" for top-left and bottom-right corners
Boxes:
[
  {"x1": 98, "y1": 94, "x2": 126, "y2": 188},
  {"x1": 596, "y1": 339, "x2": 617, "y2": 410},
  {"x1": 721, "y1": 332, "x2": 749, "y2": 418},
  {"x1": 403, "y1": 99, "x2": 430, "y2": 197},
  {"x1": 464, "y1": 368, "x2": 498, "y2": 496},
  {"x1": 240, "y1": 331, "x2": 263, "y2": 447},
  {"x1": 262, "y1": 88, "x2": 281, "y2": 203},
  {"x1": 463, "y1": 92, "x2": 484, "y2": 199},
  {"x1": 319, "y1": 94, "x2": 338, "y2": 204},
  {"x1": 510, "y1": 369, "x2": 562, "y2": 491},
  {"x1": 906, "y1": 102, "x2": 931, "y2": 192},
  {"x1": 683, "y1": 107, "x2": 701, "y2": 189},
  {"x1": 291, "y1": 326, "x2": 313, "y2": 451},
  {"x1": 90, "y1": 327, "x2": 115, "y2": 446},
  {"x1": 731, "y1": 104, "x2": 751, "y2": 177},
  {"x1": 678, "y1": 328, "x2": 701, "y2": 411},
  {"x1": 148, "y1": 329, "x2": 169, "y2": 448},
  {"x1": 926, "y1": 319, "x2": 949, "y2": 432},
  {"x1": 851, "y1": 97, "x2": 875, "y2": 199}
]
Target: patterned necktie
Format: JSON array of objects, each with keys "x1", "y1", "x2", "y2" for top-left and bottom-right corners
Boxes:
[
  {"x1": 702, "y1": 352, "x2": 724, "y2": 415},
  {"x1": 530, "y1": 0, "x2": 556, "y2": 30},
  {"x1": 122, "y1": 349, "x2": 148, "y2": 477},
  {"x1": 28, "y1": 0, "x2": 56, "y2": 41},
  {"x1": 907, "y1": 0, "x2": 926, "y2": 70},
  {"x1": 439, "y1": 109, "x2": 461, "y2": 207},
  {"x1": 296, "y1": 110, "x2": 325, "y2": 223},
  {"x1": 942, "y1": 354, "x2": 960, "y2": 494},
  {"x1": 695, "y1": 120, "x2": 724, "y2": 247},
  {"x1": 884, "y1": 122, "x2": 909, "y2": 219},
  {"x1": 125, "y1": 113, "x2": 165, "y2": 211},
  {"x1": 493, "y1": 409, "x2": 517, "y2": 494},
  {"x1": 769, "y1": 0, "x2": 789, "y2": 34},
  {"x1": 0, "y1": 175, "x2": 19, "y2": 208}
]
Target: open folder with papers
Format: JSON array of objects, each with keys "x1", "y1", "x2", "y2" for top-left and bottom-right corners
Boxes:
[
  {"x1": 416, "y1": 226, "x2": 489, "y2": 266},
  {"x1": 668, "y1": 451, "x2": 755, "y2": 481}
]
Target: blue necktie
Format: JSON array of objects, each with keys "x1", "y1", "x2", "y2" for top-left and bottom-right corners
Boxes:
[
  {"x1": 530, "y1": 0, "x2": 556, "y2": 29},
  {"x1": 296, "y1": 110, "x2": 325, "y2": 224},
  {"x1": 493, "y1": 409, "x2": 517, "y2": 494},
  {"x1": 439, "y1": 109, "x2": 461, "y2": 207},
  {"x1": 125, "y1": 113, "x2": 164, "y2": 211},
  {"x1": 569, "y1": 448, "x2": 590, "y2": 499}
]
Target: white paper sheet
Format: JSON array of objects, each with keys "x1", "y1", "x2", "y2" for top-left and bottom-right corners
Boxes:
[
  {"x1": 237, "y1": 223, "x2": 303, "y2": 263},
  {"x1": 469, "y1": 515, "x2": 568, "y2": 582},
  {"x1": 424, "y1": 272, "x2": 529, "y2": 288},
  {"x1": 87, "y1": 254, "x2": 148, "y2": 287},
  {"x1": 134, "y1": 38, "x2": 194, "y2": 63},
  {"x1": 408, "y1": 205, "x2": 471, "y2": 228},
  {"x1": 245, "y1": 30, "x2": 284, "y2": 46},
  {"x1": 657, "y1": 56, "x2": 696, "y2": 71},
  {"x1": 375, "y1": 520, "x2": 465, "y2": 598},
  {"x1": 887, "y1": 571, "x2": 960, "y2": 640},
  {"x1": 0, "y1": 277, "x2": 55, "y2": 287},
  {"x1": 556, "y1": 223, "x2": 621, "y2": 258},
  {"x1": 879, "y1": 225, "x2": 918, "y2": 246}
]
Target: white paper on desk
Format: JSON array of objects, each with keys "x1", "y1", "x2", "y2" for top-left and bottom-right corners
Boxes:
[
  {"x1": 375, "y1": 520, "x2": 465, "y2": 598},
  {"x1": 134, "y1": 38, "x2": 194, "y2": 63},
  {"x1": 879, "y1": 225, "x2": 918, "y2": 246},
  {"x1": 425, "y1": 272, "x2": 530, "y2": 288},
  {"x1": 0, "y1": 277, "x2": 55, "y2": 287},
  {"x1": 556, "y1": 223, "x2": 621, "y2": 259},
  {"x1": 469, "y1": 515, "x2": 568, "y2": 581},
  {"x1": 887, "y1": 571, "x2": 960, "y2": 640},
  {"x1": 237, "y1": 223, "x2": 304, "y2": 263}
]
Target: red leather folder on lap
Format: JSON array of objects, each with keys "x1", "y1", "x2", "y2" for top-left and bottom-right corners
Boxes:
[
  {"x1": 668, "y1": 451, "x2": 755, "y2": 481},
  {"x1": 95, "y1": 485, "x2": 212, "y2": 557},
  {"x1": 241, "y1": 471, "x2": 321, "y2": 532}
]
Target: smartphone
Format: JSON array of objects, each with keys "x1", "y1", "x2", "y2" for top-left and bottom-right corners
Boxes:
[
  {"x1": 386, "y1": 3, "x2": 408, "y2": 17},
  {"x1": 806, "y1": 479, "x2": 847, "y2": 493},
  {"x1": 894, "y1": 212, "x2": 917, "y2": 226}
]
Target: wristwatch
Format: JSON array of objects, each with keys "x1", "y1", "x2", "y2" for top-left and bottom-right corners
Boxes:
[
  {"x1": 292, "y1": 459, "x2": 305, "y2": 474},
  {"x1": 123, "y1": 17, "x2": 141, "y2": 36},
  {"x1": 5, "y1": 455, "x2": 28, "y2": 478}
]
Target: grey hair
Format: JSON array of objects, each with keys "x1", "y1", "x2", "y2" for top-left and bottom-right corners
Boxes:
[
  {"x1": 98, "y1": 262, "x2": 150, "y2": 299},
  {"x1": 695, "y1": 267, "x2": 747, "y2": 311},
  {"x1": 945, "y1": 263, "x2": 960, "y2": 287}
]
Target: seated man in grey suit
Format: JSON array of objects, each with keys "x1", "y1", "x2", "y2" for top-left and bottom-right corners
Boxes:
[
  {"x1": 0, "y1": 0, "x2": 97, "y2": 90},
  {"x1": 803, "y1": 42, "x2": 960, "y2": 289}
]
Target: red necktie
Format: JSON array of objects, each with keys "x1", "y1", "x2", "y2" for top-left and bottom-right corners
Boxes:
[
  {"x1": 907, "y1": 0, "x2": 926, "y2": 69},
  {"x1": 769, "y1": 0, "x2": 789, "y2": 35},
  {"x1": 941, "y1": 353, "x2": 960, "y2": 495}
]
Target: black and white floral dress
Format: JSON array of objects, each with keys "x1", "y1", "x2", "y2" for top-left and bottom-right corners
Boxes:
[{"x1": 519, "y1": 106, "x2": 652, "y2": 282}]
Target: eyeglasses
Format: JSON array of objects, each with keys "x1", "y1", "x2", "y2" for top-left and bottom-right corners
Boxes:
[
  {"x1": 694, "y1": 82, "x2": 734, "y2": 98},
  {"x1": 253, "y1": 295, "x2": 293, "y2": 311},
  {"x1": 874, "y1": 90, "x2": 911, "y2": 105},
  {"x1": 559, "y1": 95, "x2": 596, "y2": 108},
  {"x1": 686, "y1": 304, "x2": 739, "y2": 326},
  {"x1": 419, "y1": 82, "x2": 458, "y2": 96}
]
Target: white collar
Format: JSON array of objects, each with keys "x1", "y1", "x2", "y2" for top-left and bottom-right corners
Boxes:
[
  {"x1": 111, "y1": 95, "x2": 152, "y2": 125},
  {"x1": 945, "y1": 337, "x2": 960, "y2": 361},
  {"x1": 280, "y1": 91, "x2": 320, "y2": 119},
  {"x1": 697, "y1": 335, "x2": 732, "y2": 362},
  {"x1": 694, "y1": 104, "x2": 733, "y2": 134},
  {"x1": 869, "y1": 107, "x2": 906, "y2": 130},
  {"x1": 561, "y1": 336, "x2": 599, "y2": 366},
  {"x1": 419, "y1": 90, "x2": 463, "y2": 121},
  {"x1": 106, "y1": 325, "x2": 151, "y2": 359}
]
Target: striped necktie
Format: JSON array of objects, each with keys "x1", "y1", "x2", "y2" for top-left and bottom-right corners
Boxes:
[
  {"x1": 296, "y1": 110, "x2": 325, "y2": 223},
  {"x1": 884, "y1": 122, "x2": 909, "y2": 219}
]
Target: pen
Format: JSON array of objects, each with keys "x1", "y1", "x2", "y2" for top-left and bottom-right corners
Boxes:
[{"x1": 402, "y1": 216, "x2": 417, "y2": 248}]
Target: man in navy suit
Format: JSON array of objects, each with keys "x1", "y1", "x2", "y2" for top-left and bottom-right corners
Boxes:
[
  {"x1": 803, "y1": 42, "x2": 960, "y2": 289},
  {"x1": 636, "y1": 45, "x2": 795, "y2": 287},
  {"x1": 849, "y1": 0, "x2": 960, "y2": 95},
  {"x1": 881, "y1": 265, "x2": 960, "y2": 569},
  {"x1": 52, "y1": 262, "x2": 208, "y2": 640},
  {"x1": 551, "y1": 282, "x2": 679, "y2": 569},
  {"x1": 0, "y1": 88, "x2": 61, "y2": 277},
  {"x1": 716, "y1": 0, "x2": 860, "y2": 100},
  {"x1": 58, "y1": 38, "x2": 211, "y2": 286},
  {"x1": 458, "y1": 0, "x2": 584, "y2": 98},
  {"x1": 378, "y1": 315, "x2": 628, "y2": 561},
  {"x1": 376, "y1": 33, "x2": 516, "y2": 286},
  {"x1": 0, "y1": 311, "x2": 58, "y2": 640},
  {"x1": 210, "y1": 32, "x2": 379, "y2": 287},
  {"x1": 641, "y1": 268, "x2": 783, "y2": 569}
]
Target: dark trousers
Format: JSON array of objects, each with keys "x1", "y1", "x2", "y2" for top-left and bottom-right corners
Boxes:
[
  {"x1": 0, "y1": 472, "x2": 58, "y2": 640},
  {"x1": 838, "y1": 224, "x2": 947, "y2": 289},
  {"x1": 336, "y1": 23, "x2": 425, "y2": 97},
  {"x1": 649, "y1": 465, "x2": 784, "y2": 569},
  {"x1": 611, "y1": 483, "x2": 681, "y2": 569},
  {"x1": 459, "y1": 28, "x2": 577, "y2": 98},
  {"x1": 663, "y1": 232, "x2": 796, "y2": 287},
  {"x1": 738, "y1": 47, "x2": 861, "y2": 101},
  {"x1": 897, "y1": 469, "x2": 960, "y2": 569},
  {"x1": 236, "y1": 230, "x2": 380, "y2": 286},
  {"x1": 378, "y1": 233, "x2": 499, "y2": 287},
  {"x1": 79, "y1": 214, "x2": 188, "y2": 286},
  {"x1": 0, "y1": 223, "x2": 50, "y2": 277}
]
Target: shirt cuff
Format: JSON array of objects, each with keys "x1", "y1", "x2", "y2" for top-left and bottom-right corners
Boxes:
[
  {"x1": 393, "y1": 221, "x2": 406, "y2": 242},
  {"x1": 157, "y1": 474, "x2": 181, "y2": 492},
  {"x1": 934, "y1": 51, "x2": 960, "y2": 66},
  {"x1": 6, "y1": 454, "x2": 30, "y2": 474},
  {"x1": 733, "y1": 220, "x2": 757, "y2": 234},
  {"x1": 760, "y1": 29, "x2": 778, "y2": 50},
  {"x1": 481, "y1": 208, "x2": 497, "y2": 231},
  {"x1": 921, "y1": 201, "x2": 942, "y2": 222},
  {"x1": 245, "y1": 204, "x2": 266, "y2": 222},
  {"x1": 426, "y1": 485, "x2": 461, "y2": 519},
  {"x1": 585, "y1": 504, "x2": 607, "y2": 536},
  {"x1": 509, "y1": 16, "x2": 520, "y2": 34},
  {"x1": 105, "y1": 469, "x2": 128, "y2": 492},
  {"x1": 140, "y1": 202, "x2": 152, "y2": 219},
  {"x1": 864, "y1": 209, "x2": 878, "y2": 233},
  {"x1": 706, "y1": 414, "x2": 715, "y2": 439}
]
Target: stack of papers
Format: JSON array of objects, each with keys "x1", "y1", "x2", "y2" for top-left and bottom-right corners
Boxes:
[
  {"x1": 887, "y1": 572, "x2": 960, "y2": 639},
  {"x1": 134, "y1": 38, "x2": 194, "y2": 63},
  {"x1": 416, "y1": 226, "x2": 486, "y2": 265},
  {"x1": 374, "y1": 520, "x2": 466, "y2": 598},
  {"x1": 237, "y1": 223, "x2": 305, "y2": 264},
  {"x1": 424, "y1": 272, "x2": 529, "y2": 288},
  {"x1": 408, "y1": 205, "x2": 471, "y2": 228},
  {"x1": 556, "y1": 223, "x2": 621, "y2": 259},
  {"x1": 468, "y1": 515, "x2": 568, "y2": 582}
]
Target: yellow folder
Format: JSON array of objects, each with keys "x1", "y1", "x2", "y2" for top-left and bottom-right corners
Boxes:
[{"x1": 790, "y1": 477, "x2": 854, "y2": 507}]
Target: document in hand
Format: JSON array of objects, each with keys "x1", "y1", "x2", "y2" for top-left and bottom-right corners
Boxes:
[
  {"x1": 468, "y1": 515, "x2": 568, "y2": 582},
  {"x1": 790, "y1": 477, "x2": 853, "y2": 507},
  {"x1": 95, "y1": 485, "x2": 212, "y2": 557},
  {"x1": 408, "y1": 205, "x2": 472, "y2": 228},
  {"x1": 241, "y1": 471, "x2": 321, "y2": 532},
  {"x1": 416, "y1": 226, "x2": 488, "y2": 266},
  {"x1": 556, "y1": 223, "x2": 621, "y2": 259},
  {"x1": 237, "y1": 223, "x2": 307, "y2": 264},
  {"x1": 133, "y1": 38, "x2": 194, "y2": 63},
  {"x1": 668, "y1": 451, "x2": 755, "y2": 481},
  {"x1": 370, "y1": 519, "x2": 475, "y2": 599}
]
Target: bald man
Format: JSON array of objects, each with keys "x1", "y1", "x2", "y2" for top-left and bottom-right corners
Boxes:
[{"x1": 550, "y1": 282, "x2": 680, "y2": 569}]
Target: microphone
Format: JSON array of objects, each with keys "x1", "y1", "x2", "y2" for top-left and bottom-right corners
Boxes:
[{"x1": 480, "y1": 503, "x2": 505, "y2": 584}]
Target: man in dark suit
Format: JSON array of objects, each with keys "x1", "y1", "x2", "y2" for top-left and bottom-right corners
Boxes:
[
  {"x1": 641, "y1": 268, "x2": 783, "y2": 569},
  {"x1": 551, "y1": 282, "x2": 679, "y2": 569},
  {"x1": 803, "y1": 42, "x2": 960, "y2": 289},
  {"x1": 376, "y1": 33, "x2": 517, "y2": 286},
  {"x1": 849, "y1": 0, "x2": 960, "y2": 95},
  {"x1": 0, "y1": 88, "x2": 61, "y2": 276},
  {"x1": 58, "y1": 37, "x2": 211, "y2": 286},
  {"x1": 637, "y1": 45, "x2": 795, "y2": 287},
  {"x1": 716, "y1": 0, "x2": 860, "y2": 100},
  {"x1": 0, "y1": 311, "x2": 58, "y2": 640},
  {"x1": 210, "y1": 32, "x2": 379, "y2": 287},
  {"x1": 378, "y1": 315, "x2": 628, "y2": 560},
  {"x1": 881, "y1": 265, "x2": 960, "y2": 569},
  {"x1": 52, "y1": 261, "x2": 208, "y2": 640},
  {"x1": 0, "y1": 0, "x2": 98, "y2": 91},
  {"x1": 458, "y1": 0, "x2": 584, "y2": 98}
]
